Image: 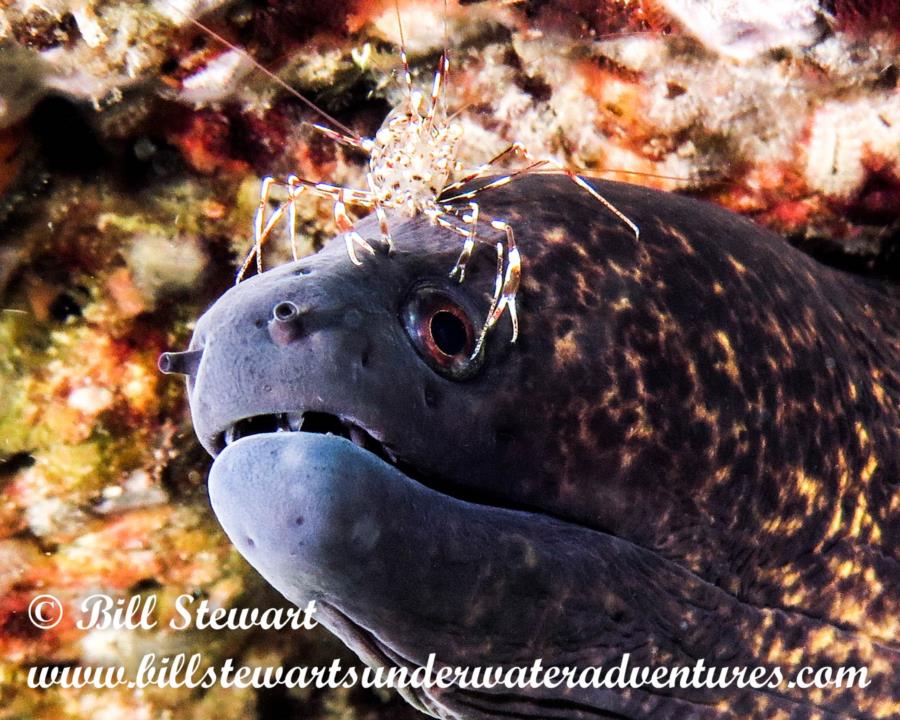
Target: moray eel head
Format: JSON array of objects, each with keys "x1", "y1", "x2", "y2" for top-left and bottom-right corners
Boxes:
[{"x1": 167, "y1": 177, "x2": 899, "y2": 720}]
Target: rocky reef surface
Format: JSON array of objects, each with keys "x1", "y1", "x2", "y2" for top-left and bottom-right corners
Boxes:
[{"x1": 0, "y1": 1, "x2": 897, "y2": 718}]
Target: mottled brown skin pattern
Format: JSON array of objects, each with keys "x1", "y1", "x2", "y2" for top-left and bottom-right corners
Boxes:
[
  {"x1": 470, "y1": 178, "x2": 900, "y2": 716},
  {"x1": 182, "y1": 176, "x2": 898, "y2": 719},
  {"x1": 490, "y1": 179, "x2": 899, "y2": 635},
  {"x1": 473, "y1": 178, "x2": 898, "y2": 706}
]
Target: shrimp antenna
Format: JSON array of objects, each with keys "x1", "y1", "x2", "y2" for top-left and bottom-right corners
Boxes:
[
  {"x1": 442, "y1": 0, "x2": 450, "y2": 101},
  {"x1": 166, "y1": 5, "x2": 361, "y2": 141},
  {"x1": 443, "y1": 0, "x2": 449, "y2": 56},
  {"x1": 394, "y1": 0, "x2": 413, "y2": 96},
  {"x1": 395, "y1": 0, "x2": 406, "y2": 52}
]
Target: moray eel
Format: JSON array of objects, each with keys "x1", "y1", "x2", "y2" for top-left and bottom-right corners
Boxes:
[{"x1": 161, "y1": 176, "x2": 899, "y2": 719}]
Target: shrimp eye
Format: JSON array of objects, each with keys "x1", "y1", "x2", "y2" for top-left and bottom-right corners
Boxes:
[{"x1": 402, "y1": 285, "x2": 481, "y2": 379}]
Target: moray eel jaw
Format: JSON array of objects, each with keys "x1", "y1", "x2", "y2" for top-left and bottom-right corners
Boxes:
[{"x1": 208, "y1": 431, "x2": 732, "y2": 720}]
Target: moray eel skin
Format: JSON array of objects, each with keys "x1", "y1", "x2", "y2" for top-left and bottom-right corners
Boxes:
[{"x1": 165, "y1": 176, "x2": 898, "y2": 719}]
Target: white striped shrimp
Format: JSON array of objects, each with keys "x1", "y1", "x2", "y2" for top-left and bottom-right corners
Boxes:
[{"x1": 177, "y1": 0, "x2": 643, "y2": 354}]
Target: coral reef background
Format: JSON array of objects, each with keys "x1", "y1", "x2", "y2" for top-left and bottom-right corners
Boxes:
[{"x1": 0, "y1": 1, "x2": 897, "y2": 718}]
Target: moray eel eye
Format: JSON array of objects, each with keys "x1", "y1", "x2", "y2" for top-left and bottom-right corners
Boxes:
[{"x1": 402, "y1": 285, "x2": 481, "y2": 379}]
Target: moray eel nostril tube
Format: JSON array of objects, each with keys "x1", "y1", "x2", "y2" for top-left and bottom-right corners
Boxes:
[{"x1": 165, "y1": 175, "x2": 898, "y2": 719}]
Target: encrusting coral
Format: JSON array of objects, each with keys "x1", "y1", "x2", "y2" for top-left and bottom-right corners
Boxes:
[{"x1": 0, "y1": 1, "x2": 897, "y2": 718}]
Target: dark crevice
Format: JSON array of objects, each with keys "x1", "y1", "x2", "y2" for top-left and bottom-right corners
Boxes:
[
  {"x1": 0, "y1": 452, "x2": 36, "y2": 478},
  {"x1": 28, "y1": 96, "x2": 107, "y2": 176}
]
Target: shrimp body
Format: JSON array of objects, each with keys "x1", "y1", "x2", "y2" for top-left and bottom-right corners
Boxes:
[
  {"x1": 237, "y1": 6, "x2": 640, "y2": 356},
  {"x1": 367, "y1": 90, "x2": 464, "y2": 216}
]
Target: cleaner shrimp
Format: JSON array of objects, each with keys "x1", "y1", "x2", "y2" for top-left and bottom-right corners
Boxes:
[{"x1": 177, "y1": 1, "x2": 643, "y2": 354}]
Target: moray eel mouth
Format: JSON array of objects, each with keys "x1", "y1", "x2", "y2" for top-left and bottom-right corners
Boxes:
[
  {"x1": 215, "y1": 411, "x2": 514, "y2": 515},
  {"x1": 218, "y1": 411, "x2": 397, "y2": 464},
  {"x1": 214, "y1": 411, "x2": 500, "y2": 528}
]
